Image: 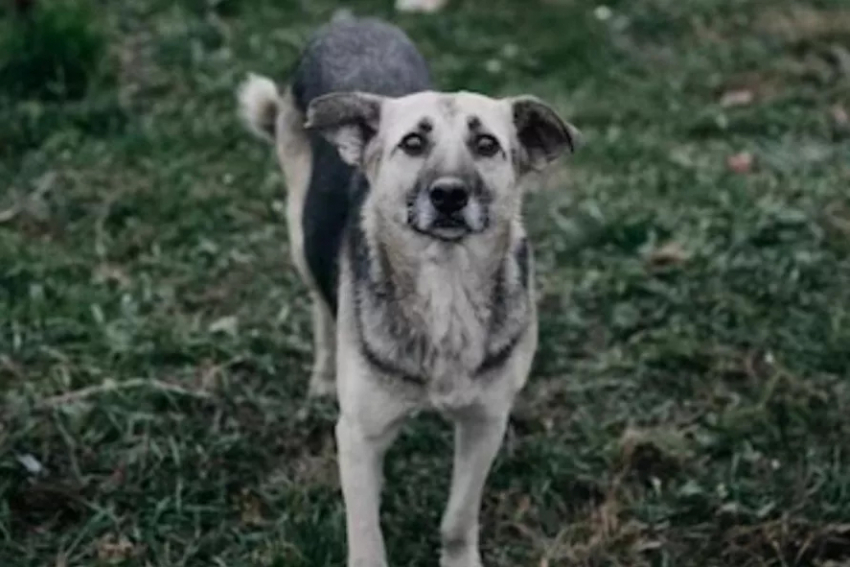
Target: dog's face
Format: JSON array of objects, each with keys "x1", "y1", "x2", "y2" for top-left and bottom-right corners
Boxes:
[{"x1": 306, "y1": 91, "x2": 578, "y2": 242}]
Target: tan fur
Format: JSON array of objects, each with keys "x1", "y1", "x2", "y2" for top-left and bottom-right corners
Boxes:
[
  {"x1": 316, "y1": 90, "x2": 574, "y2": 567},
  {"x1": 241, "y1": 75, "x2": 576, "y2": 567}
]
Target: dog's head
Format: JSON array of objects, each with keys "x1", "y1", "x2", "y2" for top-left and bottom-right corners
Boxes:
[{"x1": 305, "y1": 91, "x2": 579, "y2": 242}]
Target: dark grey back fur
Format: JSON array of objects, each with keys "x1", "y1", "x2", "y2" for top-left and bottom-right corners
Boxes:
[
  {"x1": 291, "y1": 18, "x2": 432, "y2": 112},
  {"x1": 291, "y1": 18, "x2": 432, "y2": 311}
]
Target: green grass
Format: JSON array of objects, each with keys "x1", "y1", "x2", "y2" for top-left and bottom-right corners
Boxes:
[
  {"x1": 2, "y1": 0, "x2": 850, "y2": 565},
  {"x1": 0, "y1": 0, "x2": 109, "y2": 101}
]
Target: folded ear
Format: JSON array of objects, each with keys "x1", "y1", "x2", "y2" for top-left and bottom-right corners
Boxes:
[
  {"x1": 510, "y1": 96, "x2": 581, "y2": 172},
  {"x1": 305, "y1": 92, "x2": 384, "y2": 167}
]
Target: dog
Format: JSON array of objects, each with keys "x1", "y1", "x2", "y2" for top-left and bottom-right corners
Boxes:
[{"x1": 237, "y1": 15, "x2": 579, "y2": 567}]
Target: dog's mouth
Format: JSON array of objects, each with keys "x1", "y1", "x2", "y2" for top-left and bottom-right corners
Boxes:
[
  {"x1": 423, "y1": 215, "x2": 472, "y2": 241},
  {"x1": 406, "y1": 180, "x2": 489, "y2": 242},
  {"x1": 408, "y1": 205, "x2": 481, "y2": 242}
]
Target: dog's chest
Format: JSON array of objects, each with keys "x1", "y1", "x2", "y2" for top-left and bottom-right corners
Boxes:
[
  {"x1": 396, "y1": 260, "x2": 493, "y2": 407},
  {"x1": 355, "y1": 245, "x2": 492, "y2": 376},
  {"x1": 351, "y1": 227, "x2": 531, "y2": 405},
  {"x1": 412, "y1": 261, "x2": 489, "y2": 372}
]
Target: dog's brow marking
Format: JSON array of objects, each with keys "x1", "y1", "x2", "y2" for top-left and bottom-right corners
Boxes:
[{"x1": 467, "y1": 116, "x2": 482, "y2": 131}]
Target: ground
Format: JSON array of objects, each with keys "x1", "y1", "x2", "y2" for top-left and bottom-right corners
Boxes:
[{"x1": 1, "y1": 0, "x2": 850, "y2": 565}]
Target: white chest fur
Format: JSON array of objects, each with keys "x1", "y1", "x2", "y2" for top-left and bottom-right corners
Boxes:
[{"x1": 411, "y1": 252, "x2": 492, "y2": 406}]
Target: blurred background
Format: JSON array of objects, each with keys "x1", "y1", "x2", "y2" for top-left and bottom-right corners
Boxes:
[{"x1": 1, "y1": 0, "x2": 849, "y2": 565}]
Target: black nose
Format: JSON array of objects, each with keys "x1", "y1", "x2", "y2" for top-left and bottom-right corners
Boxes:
[{"x1": 429, "y1": 179, "x2": 469, "y2": 215}]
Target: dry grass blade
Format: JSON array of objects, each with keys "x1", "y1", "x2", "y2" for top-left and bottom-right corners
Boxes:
[{"x1": 38, "y1": 378, "x2": 211, "y2": 408}]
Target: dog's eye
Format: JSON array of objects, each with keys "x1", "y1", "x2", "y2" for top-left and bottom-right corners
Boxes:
[
  {"x1": 399, "y1": 133, "x2": 427, "y2": 156},
  {"x1": 474, "y1": 134, "x2": 500, "y2": 158}
]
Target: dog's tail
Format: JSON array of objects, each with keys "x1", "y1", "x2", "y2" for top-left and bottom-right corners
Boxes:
[{"x1": 237, "y1": 73, "x2": 280, "y2": 143}]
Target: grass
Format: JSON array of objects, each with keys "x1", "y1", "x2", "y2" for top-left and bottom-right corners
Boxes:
[
  {"x1": 1, "y1": 0, "x2": 849, "y2": 565},
  {"x1": 0, "y1": 0, "x2": 109, "y2": 101}
]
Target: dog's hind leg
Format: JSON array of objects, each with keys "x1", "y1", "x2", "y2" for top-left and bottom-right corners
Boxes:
[
  {"x1": 306, "y1": 293, "x2": 336, "y2": 396},
  {"x1": 239, "y1": 75, "x2": 337, "y2": 396},
  {"x1": 275, "y1": 87, "x2": 336, "y2": 397}
]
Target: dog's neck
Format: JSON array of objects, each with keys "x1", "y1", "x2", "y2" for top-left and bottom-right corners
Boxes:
[{"x1": 351, "y1": 209, "x2": 530, "y2": 392}]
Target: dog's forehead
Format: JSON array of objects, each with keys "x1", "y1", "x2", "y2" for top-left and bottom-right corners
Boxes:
[{"x1": 382, "y1": 91, "x2": 511, "y2": 137}]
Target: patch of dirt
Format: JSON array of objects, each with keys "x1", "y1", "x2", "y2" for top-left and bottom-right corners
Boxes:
[
  {"x1": 7, "y1": 479, "x2": 88, "y2": 534},
  {"x1": 93, "y1": 533, "x2": 141, "y2": 563},
  {"x1": 618, "y1": 426, "x2": 692, "y2": 484}
]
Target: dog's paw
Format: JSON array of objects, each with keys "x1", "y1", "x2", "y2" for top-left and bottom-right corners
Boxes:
[
  {"x1": 440, "y1": 556, "x2": 482, "y2": 567},
  {"x1": 440, "y1": 541, "x2": 482, "y2": 567},
  {"x1": 348, "y1": 558, "x2": 389, "y2": 567}
]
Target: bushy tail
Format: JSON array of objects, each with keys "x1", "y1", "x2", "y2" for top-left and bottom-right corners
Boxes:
[{"x1": 237, "y1": 73, "x2": 279, "y2": 142}]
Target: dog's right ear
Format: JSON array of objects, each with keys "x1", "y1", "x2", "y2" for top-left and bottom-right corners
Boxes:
[{"x1": 305, "y1": 92, "x2": 384, "y2": 167}]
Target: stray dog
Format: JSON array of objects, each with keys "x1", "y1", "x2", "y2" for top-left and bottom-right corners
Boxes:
[{"x1": 238, "y1": 15, "x2": 578, "y2": 567}]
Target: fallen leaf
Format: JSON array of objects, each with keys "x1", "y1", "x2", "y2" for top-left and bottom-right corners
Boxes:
[
  {"x1": 635, "y1": 539, "x2": 663, "y2": 552},
  {"x1": 678, "y1": 479, "x2": 705, "y2": 497},
  {"x1": 832, "y1": 104, "x2": 849, "y2": 126},
  {"x1": 717, "y1": 501, "x2": 744, "y2": 517},
  {"x1": 16, "y1": 453, "x2": 45, "y2": 475},
  {"x1": 647, "y1": 242, "x2": 690, "y2": 266},
  {"x1": 238, "y1": 489, "x2": 265, "y2": 526},
  {"x1": 720, "y1": 89, "x2": 754, "y2": 108},
  {"x1": 727, "y1": 151, "x2": 754, "y2": 174},
  {"x1": 0, "y1": 205, "x2": 19, "y2": 224},
  {"x1": 93, "y1": 264, "x2": 131, "y2": 288},
  {"x1": 395, "y1": 0, "x2": 447, "y2": 13},
  {"x1": 96, "y1": 534, "x2": 136, "y2": 563},
  {"x1": 208, "y1": 315, "x2": 238, "y2": 336}
]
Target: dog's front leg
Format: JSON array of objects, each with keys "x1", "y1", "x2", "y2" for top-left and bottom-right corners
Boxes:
[
  {"x1": 336, "y1": 375, "x2": 410, "y2": 567},
  {"x1": 439, "y1": 403, "x2": 511, "y2": 567}
]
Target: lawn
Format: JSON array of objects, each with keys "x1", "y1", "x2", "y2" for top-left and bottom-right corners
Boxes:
[{"x1": 1, "y1": 0, "x2": 849, "y2": 565}]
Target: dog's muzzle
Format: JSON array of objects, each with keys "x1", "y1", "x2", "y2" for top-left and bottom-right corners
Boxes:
[{"x1": 408, "y1": 176, "x2": 488, "y2": 241}]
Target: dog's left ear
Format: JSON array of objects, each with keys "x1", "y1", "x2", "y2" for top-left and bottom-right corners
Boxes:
[
  {"x1": 305, "y1": 92, "x2": 384, "y2": 167},
  {"x1": 509, "y1": 96, "x2": 581, "y2": 172}
]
